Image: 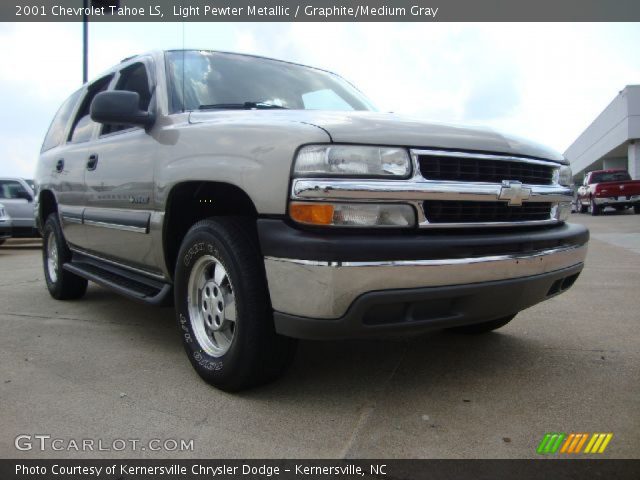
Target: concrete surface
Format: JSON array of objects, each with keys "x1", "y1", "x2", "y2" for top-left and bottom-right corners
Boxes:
[{"x1": 0, "y1": 211, "x2": 639, "y2": 459}]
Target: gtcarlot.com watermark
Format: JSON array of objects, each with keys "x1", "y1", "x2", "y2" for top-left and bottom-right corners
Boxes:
[{"x1": 15, "y1": 434, "x2": 194, "y2": 452}]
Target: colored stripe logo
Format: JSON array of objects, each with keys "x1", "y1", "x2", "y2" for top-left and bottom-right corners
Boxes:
[{"x1": 537, "y1": 433, "x2": 613, "y2": 454}]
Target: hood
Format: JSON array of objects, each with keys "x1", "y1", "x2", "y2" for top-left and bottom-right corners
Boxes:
[{"x1": 189, "y1": 110, "x2": 566, "y2": 164}]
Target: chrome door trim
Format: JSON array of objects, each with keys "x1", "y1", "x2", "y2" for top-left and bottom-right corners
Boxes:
[
  {"x1": 82, "y1": 208, "x2": 150, "y2": 234},
  {"x1": 83, "y1": 219, "x2": 147, "y2": 234},
  {"x1": 59, "y1": 205, "x2": 84, "y2": 222}
]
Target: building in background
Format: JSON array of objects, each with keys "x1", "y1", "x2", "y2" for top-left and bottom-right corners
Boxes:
[{"x1": 565, "y1": 85, "x2": 640, "y2": 183}]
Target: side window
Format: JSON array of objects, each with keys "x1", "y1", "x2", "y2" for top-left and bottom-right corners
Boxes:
[
  {"x1": 68, "y1": 75, "x2": 113, "y2": 144},
  {"x1": 41, "y1": 90, "x2": 82, "y2": 152},
  {"x1": 103, "y1": 62, "x2": 152, "y2": 135},
  {"x1": 0, "y1": 180, "x2": 29, "y2": 200}
]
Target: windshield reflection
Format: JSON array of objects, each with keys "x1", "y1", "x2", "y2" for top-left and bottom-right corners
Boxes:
[{"x1": 165, "y1": 50, "x2": 377, "y2": 113}]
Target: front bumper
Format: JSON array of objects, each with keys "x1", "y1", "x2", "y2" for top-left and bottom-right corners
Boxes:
[
  {"x1": 259, "y1": 220, "x2": 589, "y2": 339},
  {"x1": 274, "y1": 264, "x2": 583, "y2": 339}
]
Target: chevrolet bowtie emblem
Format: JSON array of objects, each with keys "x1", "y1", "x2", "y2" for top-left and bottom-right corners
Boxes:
[{"x1": 498, "y1": 180, "x2": 532, "y2": 206}]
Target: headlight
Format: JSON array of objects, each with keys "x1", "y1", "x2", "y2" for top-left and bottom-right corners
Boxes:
[
  {"x1": 293, "y1": 145, "x2": 411, "y2": 178},
  {"x1": 554, "y1": 165, "x2": 572, "y2": 186},
  {"x1": 289, "y1": 202, "x2": 415, "y2": 228}
]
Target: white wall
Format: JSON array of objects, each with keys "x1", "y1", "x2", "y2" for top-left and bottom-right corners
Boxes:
[
  {"x1": 564, "y1": 85, "x2": 640, "y2": 177},
  {"x1": 629, "y1": 142, "x2": 640, "y2": 180},
  {"x1": 602, "y1": 157, "x2": 628, "y2": 170}
]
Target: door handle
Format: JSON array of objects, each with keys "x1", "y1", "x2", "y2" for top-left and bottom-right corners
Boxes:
[
  {"x1": 55, "y1": 159, "x2": 64, "y2": 172},
  {"x1": 87, "y1": 154, "x2": 99, "y2": 171}
]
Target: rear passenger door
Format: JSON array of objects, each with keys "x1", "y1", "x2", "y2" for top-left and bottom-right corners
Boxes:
[
  {"x1": 41, "y1": 88, "x2": 86, "y2": 247},
  {"x1": 58, "y1": 75, "x2": 114, "y2": 249},
  {"x1": 82, "y1": 59, "x2": 159, "y2": 271}
]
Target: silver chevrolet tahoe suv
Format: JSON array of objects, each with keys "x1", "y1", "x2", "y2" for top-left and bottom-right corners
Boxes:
[{"x1": 35, "y1": 50, "x2": 588, "y2": 390}]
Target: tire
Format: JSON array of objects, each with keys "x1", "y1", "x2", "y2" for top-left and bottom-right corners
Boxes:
[
  {"x1": 42, "y1": 214, "x2": 88, "y2": 300},
  {"x1": 174, "y1": 217, "x2": 296, "y2": 391},
  {"x1": 579, "y1": 202, "x2": 588, "y2": 214},
  {"x1": 0, "y1": 238, "x2": 5, "y2": 246},
  {"x1": 447, "y1": 314, "x2": 516, "y2": 334},
  {"x1": 634, "y1": 205, "x2": 640, "y2": 214},
  {"x1": 589, "y1": 198, "x2": 601, "y2": 216}
]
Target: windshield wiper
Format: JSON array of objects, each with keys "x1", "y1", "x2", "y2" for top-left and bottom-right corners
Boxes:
[{"x1": 198, "y1": 102, "x2": 288, "y2": 110}]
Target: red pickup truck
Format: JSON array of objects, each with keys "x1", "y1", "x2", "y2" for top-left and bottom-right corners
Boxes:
[{"x1": 576, "y1": 169, "x2": 640, "y2": 215}]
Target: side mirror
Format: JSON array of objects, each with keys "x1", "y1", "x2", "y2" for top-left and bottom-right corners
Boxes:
[
  {"x1": 90, "y1": 91, "x2": 155, "y2": 128},
  {"x1": 16, "y1": 190, "x2": 33, "y2": 202}
]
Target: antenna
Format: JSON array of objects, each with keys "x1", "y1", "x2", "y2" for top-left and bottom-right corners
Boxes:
[
  {"x1": 84, "y1": 1, "x2": 121, "y2": 83},
  {"x1": 182, "y1": 23, "x2": 186, "y2": 112}
]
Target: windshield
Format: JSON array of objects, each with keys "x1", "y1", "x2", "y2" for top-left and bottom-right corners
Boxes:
[
  {"x1": 590, "y1": 171, "x2": 631, "y2": 183},
  {"x1": 165, "y1": 50, "x2": 377, "y2": 112}
]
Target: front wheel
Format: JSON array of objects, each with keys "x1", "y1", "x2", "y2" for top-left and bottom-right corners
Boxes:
[
  {"x1": 174, "y1": 217, "x2": 296, "y2": 391},
  {"x1": 42, "y1": 214, "x2": 88, "y2": 300},
  {"x1": 447, "y1": 314, "x2": 516, "y2": 334}
]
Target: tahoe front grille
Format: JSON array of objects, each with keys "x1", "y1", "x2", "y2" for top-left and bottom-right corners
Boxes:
[
  {"x1": 423, "y1": 200, "x2": 552, "y2": 224},
  {"x1": 418, "y1": 154, "x2": 554, "y2": 185}
]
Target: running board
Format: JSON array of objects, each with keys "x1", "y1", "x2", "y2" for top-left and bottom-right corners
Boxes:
[{"x1": 64, "y1": 254, "x2": 172, "y2": 306}]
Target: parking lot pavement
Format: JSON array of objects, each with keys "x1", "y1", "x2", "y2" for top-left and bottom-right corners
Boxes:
[{"x1": 0, "y1": 211, "x2": 639, "y2": 459}]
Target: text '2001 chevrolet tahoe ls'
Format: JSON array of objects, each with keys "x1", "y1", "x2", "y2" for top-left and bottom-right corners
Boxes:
[{"x1": 35, "y1": 50, "x2": 588, "y2": 391}]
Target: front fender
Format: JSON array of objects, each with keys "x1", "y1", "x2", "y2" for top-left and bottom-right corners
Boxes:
[{"x1": 154, "y1": 117, "x2": 331, "y2": 214}]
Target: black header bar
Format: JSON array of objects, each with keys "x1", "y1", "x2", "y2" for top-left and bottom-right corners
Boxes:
[{"x1": 5, "y1": 0, "x2": 640, "y2": 22}]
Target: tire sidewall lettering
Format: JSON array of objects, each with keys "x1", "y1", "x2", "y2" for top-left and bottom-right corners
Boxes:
[
  {"x1": 178, "y1": 239, "x2": 226, "y2": 372},
  {"x1": 183, "y1": 241, "x2": 215, "y2": 267}
]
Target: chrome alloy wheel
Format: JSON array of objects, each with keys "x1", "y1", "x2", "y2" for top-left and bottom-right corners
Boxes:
[
  {"x1": 187, "y1": 255, "x2": 237, "y2": 357},
  {"x1": 47, "y1": 233, "x2": 59, "y2": 283}
]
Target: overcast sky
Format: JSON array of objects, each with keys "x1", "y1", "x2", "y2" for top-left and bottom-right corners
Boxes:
[{"x1": 0, "y1": 21, "x2": 639, "y2": 178}]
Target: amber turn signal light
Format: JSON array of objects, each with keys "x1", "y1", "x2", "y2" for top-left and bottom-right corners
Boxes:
[{"x1": 289, "y1": 203, "x2": 335, "y2": 225}]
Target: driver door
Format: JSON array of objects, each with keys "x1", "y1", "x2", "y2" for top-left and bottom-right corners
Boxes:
[{"x1": 82, "y1": 59, "x2": 159, "y2": 271}]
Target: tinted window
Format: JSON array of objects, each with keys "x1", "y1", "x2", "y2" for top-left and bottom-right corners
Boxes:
[
  {"x1": 165, "y1": 50, "x2": 376, "y2": 113},
  {"x1": 70, "y1": 115, "x2": 97, "y2": 143},
  {"x1": 103, "y1": 62, "x2": 152, "y2": 135},
  {"x1": 41, "y1": 90, "x2": 82, "y2": 152},
  {"x1": 117, "y1": 63, "x2": 152, "y2": 110},
  {"x1": 590, "y1": 171, "x2": 631, "y2": 183},
  {"x1": 0, "y1": 180, "x2": 28, "y2": 199},
  {"x1": 69, "y1": 75, "x2": 112, "y2": 143}
]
